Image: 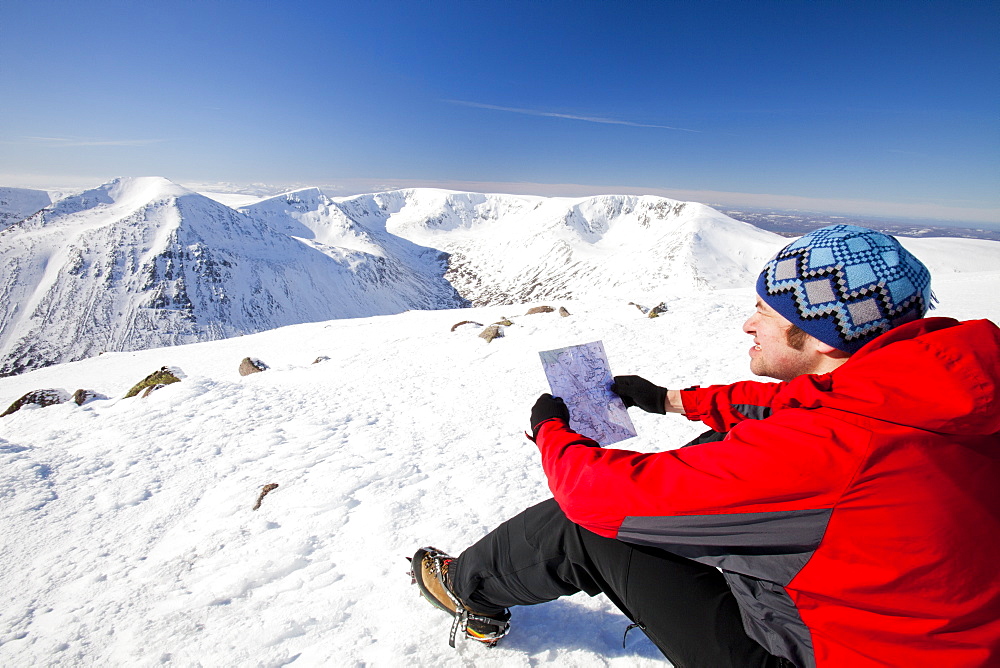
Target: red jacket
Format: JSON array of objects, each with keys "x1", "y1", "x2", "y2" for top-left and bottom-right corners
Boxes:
[{"x1": 534, "y1": 317, "x2": 1000, "y2": 667}]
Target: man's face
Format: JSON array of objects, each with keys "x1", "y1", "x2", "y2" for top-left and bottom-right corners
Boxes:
[{"x1": 742, "y1": 298, "x2": 821, "y2": 381}]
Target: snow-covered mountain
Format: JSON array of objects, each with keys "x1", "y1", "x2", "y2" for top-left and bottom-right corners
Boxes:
[
  {"x1": 245, "y1": 188, "x2": 783, "y2": 306},
  {"x1": 3, "y1": 176, "x2": 998, "y2": 377},
  {"x1": 0, "y1": 178, "x2": 465, "y2": 376},
  {"x1": 0, "y1": 187, "x2": 53, "y2": 231}
]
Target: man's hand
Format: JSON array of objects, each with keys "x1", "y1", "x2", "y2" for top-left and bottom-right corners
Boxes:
[
  {"x1": 530, "y1": 393, "x2": 570, "y2": 438},
  {"x1": 611, "y1": 375, "x2": 668, "y2": 414}
]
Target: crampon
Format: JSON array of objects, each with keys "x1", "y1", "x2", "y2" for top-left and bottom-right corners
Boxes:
[{"x1": 408, "y1": 546, "x2": 510, "y2": 648}]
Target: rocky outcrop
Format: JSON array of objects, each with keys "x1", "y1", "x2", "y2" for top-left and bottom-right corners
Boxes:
[
  {"x1": 648, "y1": 302, "x2": 669, "y2": 317},
  {"x1": 72, "y1": 389, "x2": 107, "y2": 405},
  {"x1": 239, "y1": 357, "x2": 269, "y2": 376},
  {"x1": 525, "y1": 305, "x2": 554, "y2": 315},
  {"x1": 125, "y1": 366, "x2": 183, "y2": 398},
  {"x1": 1, "y1": 389, "x2": 71, "y2": 417},
  {"x1": 629, "y1": 301, "x2": 669, "y2": 318},
  {"x1": 252, "y1": 483, "x2": 279, "y2": 511},
  {"x1": 479, "y1": 324, "x2": 504, "y2": 343}
]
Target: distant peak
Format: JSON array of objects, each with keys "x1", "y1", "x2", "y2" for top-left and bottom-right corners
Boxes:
[
  {"x1": 248, "y1": 187, "x2": 328, "y2": 209},
  {"x1": 285, "y1": 187, "x2": 323, "y2": 198},
  {"x1": 101, "y1": 176, "x2": 194, "y2": 202}
]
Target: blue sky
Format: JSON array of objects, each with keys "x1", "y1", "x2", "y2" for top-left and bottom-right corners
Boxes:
[{"x1": 1, "y1": 0, "x2": 998, "y2": 223}]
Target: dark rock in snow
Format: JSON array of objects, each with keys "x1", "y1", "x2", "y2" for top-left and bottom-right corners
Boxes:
[
  {"x1": 252, "y1": 483, "x2": 279, "y2": 511},
  {"x1": 629, "y1": 301, "x2": 668, "y2": 317},
  {"x1": 450, "y1": 320, "x2": 483, "y2": 332},
  {"x1": 479, "y1": 324, "x2": 504, "y2": 343},
  {"x1": 73, "y1": 389, "x2": 107, "y2": 405},
  {"x1": 558, "y1": 306, "x2": 571, "y2": 317},
  {"x1": 525, "y1": 305, "x2": 555, "y2": 315},
  {"x1": 239, "y1": 357, "x2": 269, "y2": 376},
  {"x1": 125, "y1": 366, "x2": 183, "y2": 398},
  {"x1": 648, "y1": 302, "x2": 669, "y2": 318},
  {"x1": 2, "y1": 389, "x2": 71, "y2": 417}
]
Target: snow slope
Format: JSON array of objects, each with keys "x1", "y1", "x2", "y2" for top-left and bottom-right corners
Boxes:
[
  {"x1": 0, "y1": 178, "x2": 465, "y2": 376},
  {"x1": 0, "y1": 264, "x2": 996, "y2": 666},
  {"x1": 244, "y1": 188, "x2": 465, "y2": 300},
  {"x1": 0, "y1": 187, "x2": 52, "y2": 231},
  {"x1": 243, "y1": 187, "x2": 1000, "y2": 305},
  {"x1": 4, "y1": 177, "x2": 793, "y2": 375},
  {"x1": 247, "y1": 188, "x2": 786, "y2": 306},
  {"x1": 6, "y1": 177, "x2": 1000, "y2": 379}
]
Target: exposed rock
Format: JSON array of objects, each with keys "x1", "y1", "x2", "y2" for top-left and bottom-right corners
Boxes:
[
  {"x1": 239, "y1": 357, "x2": 269, "y2": 376},
  {"x1": 253, "y1": 483, "x2": 279, "y2": 511},
  {"x1": 558, "y1": 306, "x2": 571, "y2": 317},
  {"x1": 492, "y1": 317, "x2": 514, "y2": 326},
  {"x1": 450, "y1": 320, "x2": 483, "y2": 332},
  {"x1": 525, "y1": 305, "x2": 554, "y2": 315},
  {"x1": 72, "y1": 389, "x2": 107, "y2": 406},
  {"x1": 648, "y1": 302, "x2": 669, "y2": 318},
  {"x1": 479, "y1": 324, "x2": 504, "y2": 343},
  {"x1": 628, "y1": 301, "x2": 669, "y2": 318},
  {"x1": 2, "y1": 389, "x2": 71, "y2": 417},
  {"x1": 313, "y1": 356, "x2": 330, "y2": 364},
  {"x1": 125, "y1": 366, "x2": 183, "y2": 398},
  {"x1": 142, "y1": 384, "x2": 167, "y2": 398}
]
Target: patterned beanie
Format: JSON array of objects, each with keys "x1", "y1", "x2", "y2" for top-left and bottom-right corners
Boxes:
[{"x1": 756, "y1": 224, "x2": 933, "y2": 354}]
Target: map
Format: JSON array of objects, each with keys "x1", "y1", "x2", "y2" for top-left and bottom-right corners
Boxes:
[{"x1": 539, "y1": 341, "x2": 637, "y2": 445}]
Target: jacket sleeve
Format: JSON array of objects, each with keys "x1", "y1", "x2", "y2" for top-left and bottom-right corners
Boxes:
[
  {"x1": 533, "y1": 409, "x2": 866, "y2": 542},
  {"x1": 680, "y1": 380, "x2": 789, "y2": 432}
]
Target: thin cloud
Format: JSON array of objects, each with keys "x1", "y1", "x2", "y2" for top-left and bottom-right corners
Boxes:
[
  {"x1": 25, "y1": 136, "x2": 165, "y2": 147},
  {"x1": 445, "y1": 100, "x2": 701, "y2": 133}
]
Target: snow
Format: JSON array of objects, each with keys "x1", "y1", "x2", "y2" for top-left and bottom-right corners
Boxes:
[
  {"x1": 1, "y1": 266, "x2": 997, "y2": 666},
  {"x1": 2, "y1": 176, "x2": 999, "y2": 664},
  {"x1": 7, "y1": 176, "x2": 1000, "y2": 378},
  {"x1": 0, "y1": 179, "x2": 470, "y2": 374},
  {"x1": 198, "y1": 192, "x2": 269, "y2": 209},
  {"x1": 245, "y1": 187, "x2": 791, "y2": 306},
  {"x1": 0, "y1": 187, "x2": 53, "y2": 231}
]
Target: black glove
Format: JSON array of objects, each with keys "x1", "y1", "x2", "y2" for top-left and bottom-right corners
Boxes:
[
  {"x1": 530, "y1": 393, "x2": 570, "y2": 438},
  {"x1": 611, "y1": 375, "x2": 667, "y2": 414}
]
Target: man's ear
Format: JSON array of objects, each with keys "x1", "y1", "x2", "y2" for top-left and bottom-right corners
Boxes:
[{"x1": 811, "y1": 336, "x2": 850, "y2": 359}]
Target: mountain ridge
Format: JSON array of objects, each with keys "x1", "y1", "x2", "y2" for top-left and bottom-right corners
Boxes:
[
  {"x1": 0, "y1": 178, "x2": 466, "y2": 375},
  {"x1": 2, "y1": 176, "x2": 997, "y2": 376}
]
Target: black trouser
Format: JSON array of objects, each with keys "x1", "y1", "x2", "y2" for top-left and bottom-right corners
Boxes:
[{"x1": 450, "y1": 497, "x2": 791, "y2": 668}]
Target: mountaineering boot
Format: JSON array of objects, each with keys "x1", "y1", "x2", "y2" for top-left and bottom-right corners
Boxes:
[{"x1": 409, "y1": 546, "x2": 511, "y2": 648}]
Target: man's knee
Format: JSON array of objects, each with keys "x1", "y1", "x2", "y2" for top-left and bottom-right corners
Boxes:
[{"x1": 518, "y1": 498, "x2": 577, "y2": 550}]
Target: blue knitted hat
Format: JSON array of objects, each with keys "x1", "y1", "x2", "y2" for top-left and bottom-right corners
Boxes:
[{"x1": 756, "y1": 224, "x2": 933, "y2": 354}]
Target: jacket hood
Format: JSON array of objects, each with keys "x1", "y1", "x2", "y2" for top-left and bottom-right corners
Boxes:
[{"x1": 775, "y1": 318, "x2": 1000, "y2": 436}]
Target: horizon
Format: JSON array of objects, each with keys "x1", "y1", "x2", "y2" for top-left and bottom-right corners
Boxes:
[
  {"x1": 2, "y1": 1, "x2": 998, "y2": 224},
  {"x1": 5, "y1": 173, "x2": 999, "y2": 232}
]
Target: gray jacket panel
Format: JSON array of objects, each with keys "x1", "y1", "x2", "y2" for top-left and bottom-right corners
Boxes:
[{"x1": 618, "y1": 507, "x2": 833, "y2": 667}]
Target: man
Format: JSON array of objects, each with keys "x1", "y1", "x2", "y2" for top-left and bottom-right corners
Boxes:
[{"x1": 410, "y1": 225, "x2": 1000, "y2": 667}]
